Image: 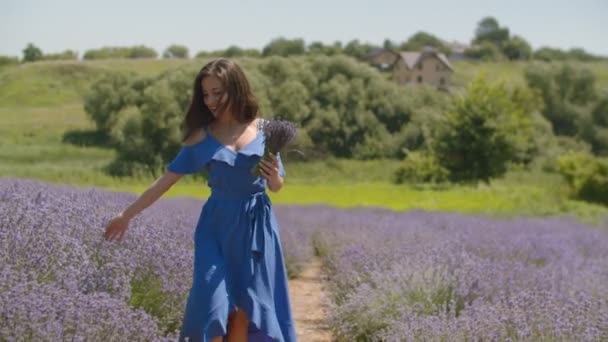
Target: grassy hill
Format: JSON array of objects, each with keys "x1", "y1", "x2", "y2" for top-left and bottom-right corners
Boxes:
[{"x1": 2, "y1": 57, "x2": 608, "y2": 222}]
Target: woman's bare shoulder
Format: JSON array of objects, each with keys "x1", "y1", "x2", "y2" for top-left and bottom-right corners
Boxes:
[{"x1": 183, "y1": 127, "x2": 207, "y2": 146}]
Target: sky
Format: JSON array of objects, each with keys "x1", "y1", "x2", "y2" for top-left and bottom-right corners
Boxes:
[{"x1": 1, "y1": 0, "x2": 607, "y2": 58}]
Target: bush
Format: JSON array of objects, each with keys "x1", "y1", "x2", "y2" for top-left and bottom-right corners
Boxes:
[
  {"x1": 434, "y1": 77, "x2": 535, "y2": 182},
  {"x1": 532, "y1": 136, "x2": 591, "y2": 173},
  {"x1": 558, "y1": 152, "x2": 608, "y2": 205},
  {"x1": 83, "y1": 72, "x2": 140, "y2": 136},
  {"x1": 393, "y1": 151, "x2": 449, "y2": 184}
]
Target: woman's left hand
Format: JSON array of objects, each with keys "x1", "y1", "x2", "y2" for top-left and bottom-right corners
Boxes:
[{"x1": 259, "y1": 154, "x2": 280, "y2": 182}]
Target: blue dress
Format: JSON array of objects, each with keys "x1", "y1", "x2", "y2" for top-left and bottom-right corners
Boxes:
[{"x1": 167, "y1": 119, "x2": 297, "y2": 342}]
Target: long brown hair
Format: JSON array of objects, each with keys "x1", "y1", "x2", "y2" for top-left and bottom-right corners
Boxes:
[{"x1": 182, "y1": 58, "x2": 259, "y2": 142}]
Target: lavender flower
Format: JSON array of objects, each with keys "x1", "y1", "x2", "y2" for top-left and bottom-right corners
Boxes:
[
  {"x1": 252, "y1": 118, "x2": 297, "y2": 175},
  {"x1": 2, "y1": 177, "x2": 608, "y2": 340}
]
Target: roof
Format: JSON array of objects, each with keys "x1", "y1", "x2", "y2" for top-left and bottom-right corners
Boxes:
[
  {"x1": 364, "y1": 48, "x2": 398, "y2": 60},
  {"x1": 398, "y1": 47, "x2": 454, "y2": 71}
]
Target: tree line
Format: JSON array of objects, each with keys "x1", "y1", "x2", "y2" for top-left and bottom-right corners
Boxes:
[{"x1": 3, "y1": 16, "x2": 605, "y2": 66}]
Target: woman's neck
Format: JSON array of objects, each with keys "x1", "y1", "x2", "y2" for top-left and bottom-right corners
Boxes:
[{"x1": 214, "y1": 112, "x2": 240, "y2": 127}]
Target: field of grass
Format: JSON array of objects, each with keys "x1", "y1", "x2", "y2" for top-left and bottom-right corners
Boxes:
[{"x1": 2, "y1": 58, "x2": 608, "y2": 224}]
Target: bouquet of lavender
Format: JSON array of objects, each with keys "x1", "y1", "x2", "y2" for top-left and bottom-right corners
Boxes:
[{"x1": 252, "y1": 118, "x2": 297, "y2": 175}]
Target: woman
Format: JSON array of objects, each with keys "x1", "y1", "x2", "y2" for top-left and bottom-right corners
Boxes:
[{"x1": 104, "y1": 58, "x2": 297, "y2": 342}]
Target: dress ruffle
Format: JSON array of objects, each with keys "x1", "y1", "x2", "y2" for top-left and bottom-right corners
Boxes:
[{"x1": 167, "y1": 123, "x2": 284, "y2": 177}]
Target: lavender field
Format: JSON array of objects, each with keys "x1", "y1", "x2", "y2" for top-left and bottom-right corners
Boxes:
[
  {"x1": 1, "y1": 178, "x2": 607, "y2": 341},
  {"x1": 313, "y1": 208, "x2": 608, "y2": 341}
]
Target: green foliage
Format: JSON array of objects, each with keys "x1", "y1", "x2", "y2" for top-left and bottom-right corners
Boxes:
[
  {"x1": 83, "y1": 46, "x2": 158, "y2": 60},
  {"x1": 74, "y1": 55, "x2": 604, "y2": 176},
  {"x1": 300, "y1": 56, "x2": 401, "y2": 158},
  {"x1": 79, "y1": 55, "x2": 456, "y2": 174},
  {"x1": 434, "y1": 77, "x2": 535, "y2": 182},
  {"x1": 383, "y1": 38, "x2": 397, "y2": 50},
  {"x1": 502, "y1": 35, "x2": 532, "y2": 60},
  {"x1": 253, "y1": 55, "x2": 448, "y2": 159},
  {"x1": 262, "y1": 38, "x2": 306, "y2": 57},
  {"x1": 128, "y1": 46, "x2": 158, "y2": 59},
  {"x1": 578, "y1": 94, "x2": 608, "y2": 155},
  {"x1": 195, "y1": 47, "x2": 263, "y2": 59},
  {"x1": 129, "y1": 270, "x2": 186, "y2": 335},
  {"x1": 467, "y1": 17, "x2": 537, "y2": 62},
  {"x1": 523, "y1": 62, "x2": 608, "y2": 156},
  {"x1": 473, "y1": 17, "x2": 510, "y2": 47},
  {"x1": 343, "y1": 40, "x2": 377, "y2": 60},
  {"x1": 567, "y1": 48, "x2": 601, "y2": 62},
  {"x1": 525, "y1": 63, "x2": 597, "y2": 136},
  {"x1": 533, "y1": 47, "x2": 568, "y2": 62},
  {"x1": 83, "y1": 72, "x2": 141, "y2": 135},
  {"x1": 162, "y1": 44, "x2": 189, "y2": 59},
  {"x1": 393, "y1": 150, "x2": 449, "y2": 184},
  {"x1": 22, "y1": 43, "x2": 43, "y2": 62},
  {"x1": 391, "y1": 87, "x2": 452, "y2": 157},
  {"x1": 109, "y1": 65, "x2": 197, "y2": 176},
  {"x1": 464, "y1": 41, "x2": 503, "y2": 61},
  {"x1": 42, "y1": 50, "x2": 78, "y2": 61},
  {"x1": 531, "y1": 136, "x2": 591, "y2": 173},
  {"x1": 400, "y1": 31, "x2": 452, "y2": 55},
  {"x1": 509, "y1": 86, "x2": 554, "y2": 164},
  {"x1": 308, "y1": 41, "x2": 343, "y2": 56},
  {"x1": 533, "y1": 47, "x2": 603, "y2": 62},
  {"x1": 73, "y1": 56, "x2": 405, "y2": 173},
  {"x1": 558, "y1": 152, "x2": 608, "y2": 205},
  {"x1": 194, "y1": 50, "x2": 224, "y2": 58}
]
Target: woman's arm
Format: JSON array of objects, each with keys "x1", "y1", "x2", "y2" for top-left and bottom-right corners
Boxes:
[
  {"x1": 120, "y1": 129, "x2": 208, "y2": 219},
  {"x1": 267, "y1": 174, "x2": 284, "y2": 193},
  {"x1": 105, "y1": 130, "x2": 207, "y2": 242},
  {"x1": 120, "y1": 171, "x2": 183, "y2": 220},
  {"x1": 104, "y1": 170, "x2": 183, "y2": 241}
]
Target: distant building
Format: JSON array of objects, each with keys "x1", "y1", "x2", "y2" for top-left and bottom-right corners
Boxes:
[
  {"x1": 446, "y1": 41, "x2": 470, "y2": 61},
  {"x1": 366, "y1": 46, "x2": 454, "y2": 90},
  {"x1": 365, "y1": 48, "x2": 399, "y2": 72}
]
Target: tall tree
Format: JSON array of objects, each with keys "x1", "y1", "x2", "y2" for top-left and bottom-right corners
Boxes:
[
  {"x1": 400, "y1": 31, "x2": 451, "y2": 55},
  {"x1": 473, "y1": 17, "x2": 510, "y2": 47},
  {"x1": 383, "y1": 39, "x2": 397, "y2": 51},
  {"x1": 22, "y1": 43, "x2": 43, "y2": 62}
]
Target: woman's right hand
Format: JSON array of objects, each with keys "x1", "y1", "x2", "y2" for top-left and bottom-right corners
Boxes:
[{"x1": 103, "y1": 215, "x2": 130, "y2": 242}]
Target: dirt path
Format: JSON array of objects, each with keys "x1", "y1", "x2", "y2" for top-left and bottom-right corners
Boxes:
[{"x1": 288, "y1": 257, "x2": 333, "y2": 341}]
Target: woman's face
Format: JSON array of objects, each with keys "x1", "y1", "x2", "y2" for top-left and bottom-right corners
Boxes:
[{"x1": 201, "y1": 76, "x2": 227, "y2": 117}]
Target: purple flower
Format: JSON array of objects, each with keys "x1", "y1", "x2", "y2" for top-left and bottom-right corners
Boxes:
[
  {"x1": 252, "y1": 119, "x2": 297, "y2": 175},
  {"x1": 262, "y1": 118, "x2": 297, "y2": 154}
]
